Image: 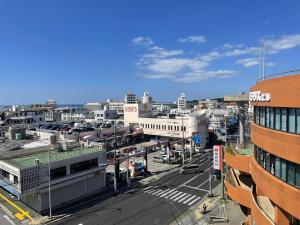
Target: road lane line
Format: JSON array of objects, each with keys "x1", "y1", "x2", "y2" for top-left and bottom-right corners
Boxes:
[
  {"x1": 183, "y1": 185, "x2": 209, "y2": 192},
  {"x1": 3, "y1": 215, "x2": 16, "y2": 225},
  {"x1": 177, "y1": 194, "x2": 191, "y2": 203},
  {"x1": 182, "y1": 195, "x2": 197, "y2": 205},
  {"x1": 188, "y1": 196, "x2": 201, "y2": 206},
  {"x1": 173, "y1": 193, "x2": 188, "y2": 202},
  {"x1": 169, "y1": 192, "x2": 183, "y2": 200}
]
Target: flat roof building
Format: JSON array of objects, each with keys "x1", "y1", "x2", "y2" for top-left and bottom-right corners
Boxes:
[{"x1": 0, "y1": 146, "x2": 106, "y2": 213}]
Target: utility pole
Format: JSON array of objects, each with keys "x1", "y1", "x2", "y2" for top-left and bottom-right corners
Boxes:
[
  {"x1": 113, "y1": 118, "x2": 117, "y2": 193},
  {"x1": 222, "y1": 116, "x2": 227, "y2": 200},
  {"x1": 127, "y1": 148, "x2": 130, "y2": 187},
  {"x1": 48, "y1": 150, "x2": 52, "y2": 219},
  {"x1": 209, "y1": 149, "x2": 212, "y2": 197},
  {"x1": 181, "y1": 116, "x2": 185, "y2": 165}
]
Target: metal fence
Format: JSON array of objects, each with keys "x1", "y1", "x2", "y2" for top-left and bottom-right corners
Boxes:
[{"x1": 257, "y1": 69, "x2": 300, "y2": 82}]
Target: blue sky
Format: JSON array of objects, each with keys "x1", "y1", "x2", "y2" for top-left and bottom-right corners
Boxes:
[{"x1": 0, "y1": 0, "x2": 300, "y2": 104}]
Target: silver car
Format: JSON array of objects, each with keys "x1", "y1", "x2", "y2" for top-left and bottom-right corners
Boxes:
[{"x1": 180, "y1": 164, "x2": 202, "y2": 174}]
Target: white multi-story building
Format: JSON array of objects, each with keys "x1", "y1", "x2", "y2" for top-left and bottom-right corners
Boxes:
[
  {"x1": 107, "y1": 100, "x2": 124, "y2": 115},
  {"x1": 177, "y1": 93, "x2": 187, "y2": 111}
]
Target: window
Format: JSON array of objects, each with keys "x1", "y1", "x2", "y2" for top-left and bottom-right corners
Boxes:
[
  {"x1": 266, "y1": 107, "x2": 270, "y2": 128},
  {"x1": 288, "y1": 109, "x2": 296, "y2": 133},
  {"x1": 51, "y1": 166, "x2": 67, "y2": 180},
  {"x1": 270, "y1": 155, "x2": 275, "y2": 175},
  {"x1": 287, "y1": 162, "x2": 296, "y2": 186},
  {"x1": 296, "y1": 164, "x2": 300, "y2": 188},
  {"x1": 275, "y1": 157, "x2": 281, "y2": 178},
  {"x1": 255, "y1": 107, "x2": 259, "y2": 124},
  {"x1": 297, "y1": 109, "x2": 300, "y2": 134},
  {"x1": 265, "y1": 152, "x2": 270, "y2": 172},
  {"x1": 13, "y1": 176, "x2": 18, "y2": 184},
  {"x1": 70, "y1": 158, "x2": 98, "y2": 174},
  {"x1": 275, "y1": 108, "x2": 281, "y2": 130},
  {"x1": 269, "y1": 107, "x2": 274, "y2": 129},
  {"x1": 281, "y1": 108, "x2": 287, "y2": 132},
  {"x1": 281, "y1": 160, "x2": 287, "y2": 182}
]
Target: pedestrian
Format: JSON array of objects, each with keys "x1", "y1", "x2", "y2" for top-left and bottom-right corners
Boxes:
[{"x1": 201, "y1": 203, "x2": 207, "y2": 214}]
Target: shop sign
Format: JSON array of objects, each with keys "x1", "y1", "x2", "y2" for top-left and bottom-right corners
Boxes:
[{"x1": 249, "y1": 91, "x2": 271, "y2": 102}]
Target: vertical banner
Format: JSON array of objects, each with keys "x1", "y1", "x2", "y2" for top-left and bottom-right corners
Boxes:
[{"x1": 213, "y1": 145, "x2": 223, "y2": 170}]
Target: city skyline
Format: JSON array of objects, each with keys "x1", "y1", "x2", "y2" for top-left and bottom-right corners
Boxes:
[{"x1": 1, "y1": 0, "x2": 300, "y2": 105}]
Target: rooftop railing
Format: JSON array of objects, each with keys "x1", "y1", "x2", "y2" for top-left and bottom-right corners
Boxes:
[{"x1": 257, "y1": 69, "x2": 300, "y2": 82}]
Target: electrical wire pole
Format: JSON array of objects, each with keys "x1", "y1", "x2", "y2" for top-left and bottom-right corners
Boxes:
[
  {"x1": 113, "y1": 119, "x2": 117, "y2": 193},
  {"x1": 181, "y1": 116, "x2": 185, "y2": 165},
  {"x1": 209, "y1": 149, "x2": 212, "y2": 197},
  {"x1": 222, "y1": 116, "x2": 227, "y2": 200},
  {"x1": 127, "y1": 148, "x2": 130, "y2": 187},
  {"x1": 48, "y1": 150, "x2": 52, "y2": 219}
]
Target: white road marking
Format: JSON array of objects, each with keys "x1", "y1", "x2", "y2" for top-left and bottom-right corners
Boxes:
[
  {"x1": 188, "y1": 196, "x2": 201, "y2": 206},
  {"x1": 173, "y1": 192, "x2": 188, "y2": 202},
  {"x1": 182, "y1": 195, "x2": 197, "y2": 205},
  {"x1": 3, "y1": 215, "x2": 16, "y2": 225},
  {"x1": 183, "y1": 185, "x2": 209, "y2": 192},
  {"x1": 156, "y1": 189, "x2": 170, "y2": 197},
  {"x1": 169, "y1": 191, "x2": 184, "y2": 200},
  {"x1": 164, "y1": 190, "x2": 179, "y2": 198},
  {"x1": 177, "y1": 193, "x2": 191, "y2": 203},
  {"x1": 143, "y1": 186, "x2": 153, "y2": 191},
  {"x1": 158, "y1": 189, "x2": 173, "y2": 197},
  {"x1": 145, "y1": 188, "x2": 158, "y2": 194},
  {"x1": 152, "y1": 189, "x2": 164, "y2": 195}
]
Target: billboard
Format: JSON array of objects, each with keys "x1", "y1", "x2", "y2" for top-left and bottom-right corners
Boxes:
[{"x1": 213, "y1": 145, "x2": 223, "y2": 170}]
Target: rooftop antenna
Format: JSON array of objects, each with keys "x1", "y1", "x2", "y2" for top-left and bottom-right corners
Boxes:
[{"x1": 262, "y1": 42, "x2": 266, "y2": 80}]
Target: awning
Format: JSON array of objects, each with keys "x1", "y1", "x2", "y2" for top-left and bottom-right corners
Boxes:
[{"x1": 0, "y1": 180, "x2": 21, "y2": 199}]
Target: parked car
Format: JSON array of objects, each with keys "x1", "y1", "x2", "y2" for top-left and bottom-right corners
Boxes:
[
  {"x1": 153, "y1": 156, "x2": 167, "y2": 163},
  {"x1": 179, "y1": 164, "x2": 202, "y2": 174}
]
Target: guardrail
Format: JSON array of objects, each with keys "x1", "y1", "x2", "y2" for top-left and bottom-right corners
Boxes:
[{"x1": 257, "y1": 69, "x2": 300, "y2": 82}]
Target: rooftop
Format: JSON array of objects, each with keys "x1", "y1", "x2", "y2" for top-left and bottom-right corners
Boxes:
[{"x1": 4, "y1": 146, "x2": 104, "y2": 169}]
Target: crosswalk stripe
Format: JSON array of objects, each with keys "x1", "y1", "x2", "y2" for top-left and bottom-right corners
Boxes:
[
  {"x1": 145, "y1": 188, "x2": 156, "y2": 194},
  {"x1": 156, "y1": 189, "x2": 170, "y2": 197},
  {"x1": 177, "y1": 193, "x2": 192, "y2": 203},
  {"x1": 188, "y1": 196, "x2": 201, "y2": 206},
  {"x1": 182, "y1": 195, "x2": 197, "y2": 205},
  {"x1": 152, "y1": 189, "x2": 164, "y2": 195},
  {"x1": 169, "y1": 192, "x2": 183, "y2": 200},
  {"x1": 173, "y1": 193, "x2": 188, "y2": 202},
  {"x1": 160, "y1": 189, "x2": 175, "y2": 198},
  {"x1": 164, "y1": 190, "x2": 179, "y2": 198},
  {"x1": 143, "y1": 186, "x2": 153, "y2": 191},
  {"x1": 160, "y1": 189, "x2": 173, "y2": 198}
]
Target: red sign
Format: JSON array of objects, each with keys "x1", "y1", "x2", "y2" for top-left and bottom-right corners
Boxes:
[
  {"x1": 213, "y1": 145, "x2": 223, "y2": 170},
  {"x1": 125, "y1": 106, "x2": 137, "y2": 112}
]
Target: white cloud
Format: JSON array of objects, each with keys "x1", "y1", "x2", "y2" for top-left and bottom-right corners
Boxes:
[
  {"x1": 132, "y1": 37, "x2": 154, "y2": 47},
  {"x1": 236, "y1": 58, "x2": 276, "y2": 67},
  {"x1": 176, "y1": 70, "x2": 239, "y2": 83},
  {"x1": 263, "y1": 34, "x2": 300, "y2": 53},
  {"x1": 178, "y1": 35, "x2": 206, "y2": 43},
  {"x1": 132, "y1": 34, "x2": 300, "y2": 83},
  {"x1": 236, "y1": 58, "x2": 260, "y2": 67}
]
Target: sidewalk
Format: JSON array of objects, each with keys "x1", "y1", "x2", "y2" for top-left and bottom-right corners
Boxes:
[{"x1": 170, "y1": 183, "x2": 247, "y2": 225}]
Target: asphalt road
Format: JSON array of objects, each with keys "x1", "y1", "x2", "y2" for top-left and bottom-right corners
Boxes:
[
  {"x1": 0, "y1": 207, "x2": 20, "y2": 225},
  {"x1": 50, "y1": 152, "x2": 220, "y2": 225}
]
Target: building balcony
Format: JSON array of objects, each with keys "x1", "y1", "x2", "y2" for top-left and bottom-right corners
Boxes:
[
  {"x1": 225, "y1": 168, "x2": 275, "y2": 225},
  {"x1": 224, "y1": 145, "x2": 252, "y2": 174},
  {"x1": 250, "y1": 159, "x2": 300, "y2": 219},
  {"x1": 251, "y1": 123, "x2": 300, "y2": 163}
]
